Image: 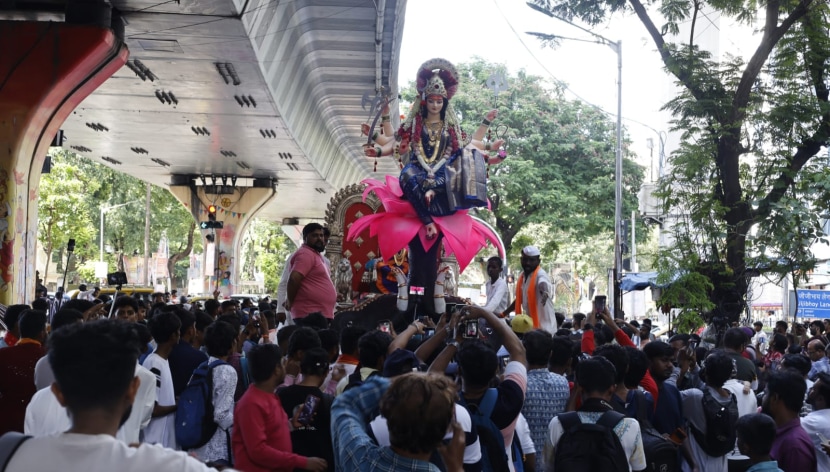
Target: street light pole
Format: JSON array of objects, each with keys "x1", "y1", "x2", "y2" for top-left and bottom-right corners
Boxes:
[{"x1": 526, "y1": 5, "x2": 624, "y2": 316}]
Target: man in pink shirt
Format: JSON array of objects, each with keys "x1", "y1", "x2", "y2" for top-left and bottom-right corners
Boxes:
[{"x1": 285, "y1": 223, "x2": 337, "y2": 322}]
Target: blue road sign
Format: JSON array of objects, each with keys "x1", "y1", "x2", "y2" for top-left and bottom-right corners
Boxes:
[{"x1": 793, "y1": 290, "x2": 830, "y2": 319}]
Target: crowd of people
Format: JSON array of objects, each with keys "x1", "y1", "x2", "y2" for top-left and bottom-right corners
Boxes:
[{"x1": 3, "y1": 248, "x2": 830, "y2": 472}]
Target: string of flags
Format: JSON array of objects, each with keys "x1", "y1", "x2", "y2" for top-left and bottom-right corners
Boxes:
[{"x1": 187, "y1": 204, "x2": 247, "y2": 219}]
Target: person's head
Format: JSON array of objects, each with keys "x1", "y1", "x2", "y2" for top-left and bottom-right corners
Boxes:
[
  {"x1": 825, "y1": 319, "x2": 830, "y2": 333},
  {"x1": 3, "y1": 304, "x2": 30, "y2": 337},
  {"x1": 522, "y1": 329, "x2": 554, "y2": 368},
  {"x1": 423, "y1": 94, "x2": 447, "y2": 118},
  {"x1": 276, "y1": 324, "x2": 299, "y2": 356},
  {"x1": 220, "y1": 300, "x2": 238, "y2": 314},
  {"x1": 112, "y1": 296, "x2": 139, "y2": 323},
  {"x1": 340, "y1": 325, "x2": 368, "y2": 357},
  {"x1": 287, "y1": 327, "x2": 322, "y2": 360},
  {"x1": 549, "y1": 335, "x2": 574, "y2": 374},
  {"x1": 643, "y1": 341, "x2": 675, "y2": 383},
  {"x1": 486, "y1": 256, "x2": 503, "y2": 282},
  {"x1": 317, "y1": 329, "x2": 339, "y2": 362},
  {"x1": 780, "y1": 353, "x2": 811, "y2": 378},
  {"x1": 810, "y1": 320, "x2": 825, "y2": 336},
  {"x1": 194, "y1": 311, "x2": 214, "y2": 346},
  {"x1": 623, "y1": 346, "x2": 649, "y2": 389},
  {"x1": 775, "y1": 320, "x2": 788, "y2": 334},
  {"x1": 572, "y1": 313, "x2": 586, "y2": 330},
  {"x1": 31, "y1": 298, "x2": 49, "y2": 312},
  {"x1": 247, "y1": 343, "x2": 284, "y2": 384},
  {"x1": 50, "y1": 309, "x2": 84, "y2": 333},
  {"x1": 204, "y1": 321, "x2": 238, "y2": 358},
  {"x1": 48, "y1": 320, "x2": 142, "y2": 429},
  {"x1": 593, "y1": 344, "x2": 628, "y2": 387},
  {"x1": 358, "y1": 330, "x2": 393, "y2": 370},
  {"x1": 457, "y1": 339, "x2": 498, "y2": 389},
  {"x1": 520, "y1": 246, "x2": 541, "y2": 276},
  {"x1": 736, "y1": 413, "x2": 778, "y2": 458},
  {"x1": 302, "y1": 222, "x2": 326, "y2": 253},
  {"x1": 639, "y1": 324, "x2": 652, "y2": 339},
  {"x1": 380, "y1": 372, "x2": 456, "y2": 454},
  {"x1": 151, "y1": 292, "x2": 164, "y2": 304},
  {"x1": 19, "y1": 310, "x2": 47, "y2": 342},
  {"x1": 173, "y1": 309, "x2": 197, "y2": 342},
  {"x1": 575, "y1": 357, "x2": 617, "y2": 398},
  {"x1": 701, "y1": 350, "x2": 734, "y2": 388},
  {"x1": 163, "y1": 292, "x2": 171, "y2": 303},
  {"x1": 204, "y1": 299, "x2": 220, "y2": 318},
  {"x1": 807, "y1": 339, "x2": 827, "y2": 362},
  {"x1": 770, "y1": 333, "x2": 788, "y2": 354},
  {"x1": 763, "y1": 368, "x2": 807, "y2": 420},
  {"x1": 78, "y1": 284, "x2": 88, "y2": 292},
  {"x1": 668, "y1": 333, "x2": 691, "y2": 359},
  {"x1": 299, "y1": 347, "x2": 330, "y2": 378},
  {"x1": 147, "y1": 311, "x2": 181, "y2": 346},
  {"x1": 723, "y1": 327, "x2": 748, "y2": 351},
  {"x1": 753, "y1": 321, "x2": 764, "y2": 333},
  {"x1": 808, "y1": 372, "x2": 830, "y2": 410},
  {"x1": 296, "y1": 312, "x2": 328, "y2": 331}
]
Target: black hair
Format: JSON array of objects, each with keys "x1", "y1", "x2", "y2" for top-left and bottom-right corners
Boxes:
[
  {"x1": 3, "y1": 304, "x2": 30, "y2": 330},
  {"x1": 522, "y1": 330, "x2": 554, "y2": 366},
  {"x1": 550, "y1": 335, "x2": 574, "y2": 367},
  {"x1": 220, "y1": 300, "x2": 237, "y2": 310},
  {"x1": 248, "y1": 343, "x2": 283, "y2": 383},
  {"x1": 174, "y1": 308, "x2": 196, "y2": 336},
  {"x1": 736, "y1": 413, "x2": 777, "y2": 456},
  {"x1": 296, "y1": 312, "x2": 328, "y2": 331},
  {"x1": 593, "y1": 344, "x2": 628, "y2": 385},
  {"x1": 204, "y1": 321, "x2": 237, "y2": 358},
  {"x1": 302, "y1": 222, "x2": 324, "y2": 239},
  {"x1": 623, "y1": 346, "x2": 649, "y2": 389},
  {"x1": 216, "y1": 314, "x2": 241, "y2": 334},
  {"x1": 781, "y1": 353, "x2": 811, "y2": 377},
  {"x1": 113, "y1": 296, "x2": 139, "y2": 315},
  {"x1": 133, "y1": 322, "x2": 152, "y2": 345},
  {"x1": 300, "y1": 347, "x2": 330, "y2": 377},
  {"x1": 767, "y1": 368, "x2": 807, "y2": 412},
  {"x1": 194, "y1": 311, "x2": 214, "y2": 332},
  {"x1": 702, "y1": 350, "x2": 733, "y2": 388},
  {"x1": 753, "y1": 321, "x2": 764, "y2": 327},
  {"x1": 487, "y1": 256, "x2": 503, "y2": 269},
  {"x1": 31, "y1": 298, "x2": 50, "y2": 312},
  {"x1": 555, "y1": 328, "x2": 573, "y2": 336},
  {"x1": 204, "y1": 299, "x2": 220, "y2": 316},
  {"x1": 814, "y1": 372, "x2": 830, "y2": 406},
  {"x1": 576, "y1": 356, "x2": 617, "y2": 394},
  {"x1": 340, "y1": 326, "x2": 368, "y2": 356},
  {"x1": 61, "y1": 299, "x2": 93, "y2": 313},
  {"x1": 593, "y1": 324, "x2": 615, "y2": 346},
  {"x1": 723, "y1": 328, "x2": 748, "y2": 350},
  {"x1": 643, "y1": 341, "x2": 675, "y2": 360},
  {"x1": 49, "y1": 319, "x2": 140, "y2": 411},
  {"x1": 287, "y1": 327, "x2": 322, "y2": 358},
  {"x1": 572, "y1": 313, "x2": 586, "y2": 322},
  {"x1": 147, "y1": 311, "x2": 181, "y2": 344},
  {"x1": 317, "y1": 329, "x2": 339, "y2": 353},
  {"x1": 457, "y1": 339, "x2": 498, "y2": 388},
  {"x1": 811, "y1": 320, "x2": 825, "y2": 333},
  {"x1": 19, "y1": 310, "x2": 47, "y2": 339},
  {"x1": 358, "y1": 330, "x2": 393, "y2": 369},
  {"x1": 668, "y1": 333, "x2": 691, "y2": 345},
  {"x1": 277, "y1": 325, "x2": 299, "y2": 349},
  {"x1": 51, "y1": 309, "x2": 84, "y2": 332},
  {"x1": 775, "y1": 320, "x2": 788, "y2": 330},
  {"x1": 770, "y1": 333, "x2": 788, "y2": 354}
]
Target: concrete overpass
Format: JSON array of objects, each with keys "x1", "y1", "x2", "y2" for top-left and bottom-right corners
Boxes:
[{"x1": 0, "y1": 0, "x2": 407, "y2": 303}]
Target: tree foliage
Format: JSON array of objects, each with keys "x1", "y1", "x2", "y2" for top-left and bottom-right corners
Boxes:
[
  {"x1": 239, "y1": 219, "x2": 295, "y2": 294},
  {"x1": 400, "y1": 59, "x2": 645, "y2": 258},
  {"x1": 529, "y1": 0, "x2": 830, "y2": 325}
]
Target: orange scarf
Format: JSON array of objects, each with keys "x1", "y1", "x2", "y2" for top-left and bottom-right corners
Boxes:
[{"x1": 515, "y1": 267, "x2": 540, "y2": 328}]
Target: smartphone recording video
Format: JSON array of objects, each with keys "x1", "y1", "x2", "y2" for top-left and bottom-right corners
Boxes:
[
  {"x1": 593, "y1": 295, "x2": 607, "y2": 313},
  {"x1": 424, "y1": 328, "x2": 435, "y2": 339},
  {"x1": 463, "y1": 319, "x2": 478, "y2": 339},
  {"x1": 378, "y1": 320, "x2": 392, "y2": 333}
]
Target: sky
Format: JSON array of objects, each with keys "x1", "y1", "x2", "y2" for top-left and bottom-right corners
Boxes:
[{"x1": 396, "y1": 0, "x2": 732, "y2": 181}]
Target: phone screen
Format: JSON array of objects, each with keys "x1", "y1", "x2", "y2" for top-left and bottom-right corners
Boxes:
[
  {"x1": 593, "y1": 296, "x2": 607, "y2": 313},
  {"x1": 378, "y1": 321, "x2": 391, "y2": 333},
  {"x1": 296, "y1": 394, "x2": 320, "y2": 426},
  {"x1": 424, "y1": 328, "x2": 435, "y2": 338},
  {"x1": 463, "y1": 320, "x2": 478, "y2": 338}
]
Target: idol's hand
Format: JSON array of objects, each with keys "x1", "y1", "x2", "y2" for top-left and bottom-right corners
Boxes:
[
  {"x1": 425, "y1": 190, "x2": 435, "y2": 206},
  {"x1": 485, "y1": 109, "x2": 498, "y2": 121},
  {"x1": 361, "y1": 123, "x2": 371, "y2": 136}
]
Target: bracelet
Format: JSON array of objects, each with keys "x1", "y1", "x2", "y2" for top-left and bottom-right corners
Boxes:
[
  {"x1": 381, "y1": 115, "x2": 391, "y2": 122},
  {"x1": 375, "y1": 146, "x2": 382, "y2": 156},
  {"x1": 447, "y1": 341, "x2": 460, "y2": 349},
  {"x1": 481, "y1": 118, "x2": 491, "y2": 126},
  {"x1": 485, "y1": 142, "x2": 491, "y2": 151}
]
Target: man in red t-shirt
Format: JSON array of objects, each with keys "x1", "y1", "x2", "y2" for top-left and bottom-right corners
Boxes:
[{"x1": 285, "y1": 223, "x2": 336, "y2": 321}]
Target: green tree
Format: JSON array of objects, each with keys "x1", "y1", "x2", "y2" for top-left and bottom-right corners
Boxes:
[
  {"x1": 38, "y1": 153, "x2": 97, "y2": 281},
  {"x1": 529, "y1": 0, "x2": 830, "y2": 323},
  {"x1": 403, "y1": 59, "x2": 645, "y2": 253},
  {"x1": 239, "y1": 219, "x2": 295, "y2": 294}
]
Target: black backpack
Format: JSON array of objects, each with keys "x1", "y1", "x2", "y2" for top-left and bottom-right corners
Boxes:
[
  {"x1": 632, "y1": 390, "x2": 681, "y2": 472},
  {"x1": 458, "y1": 389, "x2": 510, "y2": 472},
  {"x1": 554, "y1": 410, "x2": 629, "y2": 472},
  {"x1": 690, "y1": 389, "x2": 739, "y2": 457}
]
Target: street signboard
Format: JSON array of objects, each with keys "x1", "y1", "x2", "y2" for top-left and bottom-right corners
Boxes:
[{"x1": 790, "y1": 290, "x2": 830, "y2": 319}]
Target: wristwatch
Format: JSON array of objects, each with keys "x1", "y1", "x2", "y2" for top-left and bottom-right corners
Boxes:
[{"x1": 447, "y1": 341, "x2": 460, "y2": 349}]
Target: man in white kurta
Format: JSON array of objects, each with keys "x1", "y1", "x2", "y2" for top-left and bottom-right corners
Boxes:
[
  {"x1": 506, "y1": 246, "x2": 557, "y2": 335},
  {"x1": 483, "y1": 256, "x2": 510, "y2": 315}
]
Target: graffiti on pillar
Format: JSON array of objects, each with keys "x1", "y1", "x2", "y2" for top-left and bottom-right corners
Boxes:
[
  {"x1": 0, "y1": 170, "x2": 14, "y2": 294},
  {"x1": 214, "y1": 222, "x2": 236, "y2": 297}
]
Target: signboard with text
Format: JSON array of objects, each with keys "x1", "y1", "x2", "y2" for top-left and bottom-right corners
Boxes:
[{"x1": 790, "y1": 290, "x2": 830, "y2": 319}]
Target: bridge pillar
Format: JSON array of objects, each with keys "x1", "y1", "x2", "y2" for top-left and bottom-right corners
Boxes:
[
  {"x1": 0, "y1": 18, "x2": 128, "y2": 304},
  {"x1": 169, "y1": 184, "x2": 277, "y2": 297}
]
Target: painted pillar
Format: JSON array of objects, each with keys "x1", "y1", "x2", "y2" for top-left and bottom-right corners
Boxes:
[
  {"x1": 169, "y1": 185, "x2": 276, "y2": 297},
  {"x1": 0, "y1": 16, "x2": 128, "y2": 304}
]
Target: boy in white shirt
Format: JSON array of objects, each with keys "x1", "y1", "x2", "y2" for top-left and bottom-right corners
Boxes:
[{"x1": 142, "y1": 312, "x2": 181, "y2": 449}]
